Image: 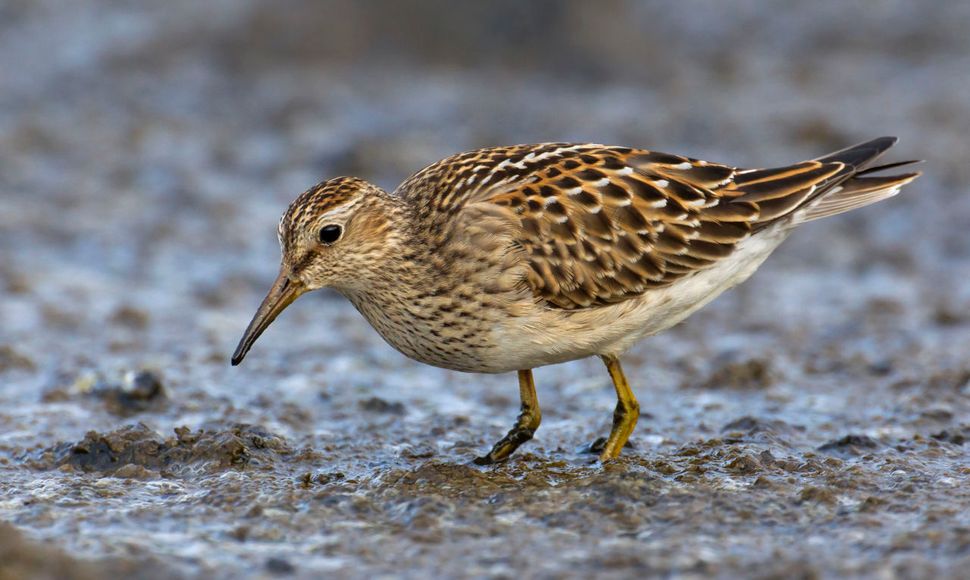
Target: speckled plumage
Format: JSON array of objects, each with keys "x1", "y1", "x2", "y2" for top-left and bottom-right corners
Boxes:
[{"x1": 233, "y1": 137, "x2": 920, "y2": 462}]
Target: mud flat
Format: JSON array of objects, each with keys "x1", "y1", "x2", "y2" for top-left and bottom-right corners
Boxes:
[{"x1": 2, "y1": 2, "x2": 970, "y2": 578}]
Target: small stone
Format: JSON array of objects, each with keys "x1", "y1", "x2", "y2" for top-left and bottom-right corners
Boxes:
[
  {"x1": 122, "y1": 370, "x2": 164, "y2": 400},
  {"x1": 725, "y1": 453, "x2": 763, "y2": 474},
  {"x1": 0, "y1": 345, "x2": 36, "y2": 373},
  {"x1": 265, "y1": 557, "x2": 295, "y2": 574},
  {"x1": 799, "y1": 485, "x2": 837, "y2": 504},
  {"x1": 359, "y1": 396, "x2": 406, "y2": 415},
  {"x1": 702, "y1": 352, "x2": 777, "y2": 389},
  {"x1": 818, "y1": 434, "x2": 880, "y2": 456},
  {"x1": 97, "y1": 370, "x2": 167, "y2": 415},
  {"x1": 109, "y1": 305, "x2": 150, "y2": 329},
  {"x1": 931, "y1": 428, "x2": 968, "y2": 446},
  {"x1": 721, "y1": 416, "x2": 763, "y2": 433}
]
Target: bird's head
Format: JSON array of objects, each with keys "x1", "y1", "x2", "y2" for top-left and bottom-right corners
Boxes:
[{"x1": 231, "y1": 177, "x2": 401, "y2": 365}]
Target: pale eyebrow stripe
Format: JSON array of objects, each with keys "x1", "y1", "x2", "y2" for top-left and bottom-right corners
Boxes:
[{"x1": 315, "y1": 201, "x2": 358, "y2": 223}]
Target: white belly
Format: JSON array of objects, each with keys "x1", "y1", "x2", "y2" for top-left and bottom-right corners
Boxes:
[{"x1": 489, "y1": 228, "x2": 791, "y2": 372}]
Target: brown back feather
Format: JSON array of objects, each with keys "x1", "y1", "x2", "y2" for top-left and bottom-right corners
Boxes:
[{"x1": 397, "y1": 139, "x2": 917, "y2": 310}]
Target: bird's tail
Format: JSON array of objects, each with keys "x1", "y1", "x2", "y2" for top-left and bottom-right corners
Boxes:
[
  {"x1": 724, "y1": 137, "x2": 921, "y2": 230},
  {"x1": 791, "y1": 137, "x2": 922, "y2": 224}
]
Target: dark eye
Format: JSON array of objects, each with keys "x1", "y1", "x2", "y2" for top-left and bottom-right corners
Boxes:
[{"x1": 318, "y1": 224, "x2": 342, "y2": 245}]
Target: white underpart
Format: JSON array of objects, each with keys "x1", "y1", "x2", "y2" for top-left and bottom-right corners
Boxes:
[{"x1": 488, "y1": 226, "x2": 791, "y2": 373}]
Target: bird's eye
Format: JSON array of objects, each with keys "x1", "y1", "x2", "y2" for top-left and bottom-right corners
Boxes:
[{"x1": 318, "y1": 224, "x2": 342, "y2": 245}]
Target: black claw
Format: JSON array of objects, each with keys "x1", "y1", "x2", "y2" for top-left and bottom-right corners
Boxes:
[
  {"x1": 474, "y1": 427, "x2": 536, "y2": 465},
  {"x1": 587, "y1": 436, "x2": 607, "y2": 454},
  {"x1": 586, "y1": 436, "x2": 636, "y2": 454},
  {"x1": 473, "y1": 454, "x2": 500, "y2": 466}
]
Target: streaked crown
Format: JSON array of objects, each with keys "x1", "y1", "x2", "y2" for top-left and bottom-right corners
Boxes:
[
  {"x1": 279, "y1": 176, "x2": 385, "y2": 249},
  {"x1": 273, "y1": 176, "x2": 403, "y2": 293}
]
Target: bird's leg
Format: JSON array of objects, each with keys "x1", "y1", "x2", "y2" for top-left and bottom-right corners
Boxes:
[
  {"x1": 474, "y1": 369, "x2": 541, "y2": 465},
  {"x1": 596, "y1": 355, "x2": 640, "y2": 461}
]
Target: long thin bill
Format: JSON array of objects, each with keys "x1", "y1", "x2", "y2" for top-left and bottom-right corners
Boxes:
[{"x1": 231, "y1": 272, "x2": 305, "y2": 366}]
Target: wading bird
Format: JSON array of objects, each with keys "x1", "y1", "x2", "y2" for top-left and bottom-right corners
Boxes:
[{"x1": 232, "y1": 137, "x2": 919, "y2": 463}]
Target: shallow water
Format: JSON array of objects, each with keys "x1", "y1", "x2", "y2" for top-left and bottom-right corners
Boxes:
[{"x1": 2, "y1": 2, "x2": 970, "y2": 578}]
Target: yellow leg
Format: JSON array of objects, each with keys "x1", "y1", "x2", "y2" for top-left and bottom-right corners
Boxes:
[
  {"x1": 598, "y1": 355, "x2": 640, "y2": 462},
  {"x1": 474, "y1": 370, "x2": 542, "y2": 465}
]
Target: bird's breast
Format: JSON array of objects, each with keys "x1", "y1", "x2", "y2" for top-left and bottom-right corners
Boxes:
[{"x1": 344, "y1": 284, "x2": 521, "y2": 373}]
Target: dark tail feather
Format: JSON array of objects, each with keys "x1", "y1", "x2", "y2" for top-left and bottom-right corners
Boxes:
[
  {"x1": 856, "y1": 158, "x2": 924, "y2": 176},
  {"x1": 813, "y1": 136, "x2": 899, "y2": 169},
  {"x1": 793, "y1": 138, "x2": 922, "y2": 224}
]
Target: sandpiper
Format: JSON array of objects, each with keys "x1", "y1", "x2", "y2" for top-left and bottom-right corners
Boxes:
[{"x1": 232, "y1": 137, "x2": 920, "y2": 463}]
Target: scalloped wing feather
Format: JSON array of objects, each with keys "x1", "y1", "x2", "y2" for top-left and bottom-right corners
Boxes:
[
  {"x1": 469, "y1": 145, "x2": 854, "y2": 309},
  {"x1": 400, "y1": 139, "x2": 913, "y2": 310}
]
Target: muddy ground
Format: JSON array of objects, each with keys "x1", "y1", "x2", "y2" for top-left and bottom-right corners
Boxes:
[{"x1": 2, "y1": 2, "x2": 969, "y2": 578}]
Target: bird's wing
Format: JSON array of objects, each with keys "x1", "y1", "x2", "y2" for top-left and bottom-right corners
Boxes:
[
  {"x1": 398, "y1": 141, "x2": 904, "y2": 309},
  {"x1": 446, "y1": 143, "x2": 854, "y2": 309}
]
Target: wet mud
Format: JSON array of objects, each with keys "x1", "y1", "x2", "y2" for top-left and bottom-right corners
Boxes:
[{"x1": 2, "y1": 1, "x2": 970, "y2": 578}]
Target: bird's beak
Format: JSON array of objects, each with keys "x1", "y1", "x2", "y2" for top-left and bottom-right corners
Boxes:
[{"x1": 231, "y1": 271, "x2": 306, "y2": 366}]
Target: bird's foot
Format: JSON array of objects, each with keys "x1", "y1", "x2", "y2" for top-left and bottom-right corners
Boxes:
[{"x1": 474, "y1": 426, "x2": 536, "y2": 465}]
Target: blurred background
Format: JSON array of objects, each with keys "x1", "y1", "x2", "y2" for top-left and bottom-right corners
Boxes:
[{"x1": 1, "y1": 1, "x2": 969, "y2": 578}]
